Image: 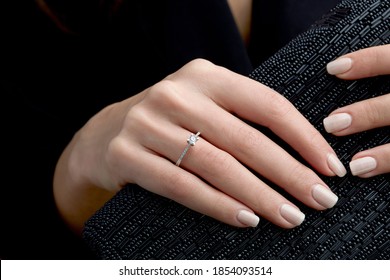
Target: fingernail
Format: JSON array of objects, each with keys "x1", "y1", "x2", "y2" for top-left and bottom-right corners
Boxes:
[
  {"x1": 280, "y1": 204, "x2": 305, "y2": 226},
  {"x1": 350, "y1": 156, "x2": 377, "y2": 176},
  {"x1": 323, "y1": 113, "x2": 352, "y2": 133},
  {"x1": 312, "y1": 184, "x2": 338, "y2": 209},
  {"x1": 327, "y1": 154, "x2": 347, "y2": 177},
  {"x1": 326, "y1": 57, "x2": 352, "y2": 75},
  {"x1": 237, "y1": 210, "x2": 260, "y2": 227}
]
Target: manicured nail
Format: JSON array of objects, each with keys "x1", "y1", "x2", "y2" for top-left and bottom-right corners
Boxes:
[
  {"x1": 327, "y1": 57, "x2": 352, "y2": 75},
  {"x1": 280, "y1": 204, "x2": 305, "y2": 226},
  {"x1": 312, "y1": 184, "x2": 338, "y2": 209},
  {"x1": 350, "y1": 156, "x2": 377, "y2": 176},
  {"x1": 323, "y1": 113, "x2": 352, "y2": 133},
  {"x1": 327, "y1": 154, "x2": 347, "y2": 177},
  {"x1": 237, "y1": 210, "x2": 260, "y2": 227}
]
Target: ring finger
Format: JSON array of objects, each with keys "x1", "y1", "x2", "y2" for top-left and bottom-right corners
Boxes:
[
  {"x1": 172, "y1": 98, "x2": 339, "y2": 211},
  {"x1": 148, "y1": 124, "x2": 305, "y2": 228}
]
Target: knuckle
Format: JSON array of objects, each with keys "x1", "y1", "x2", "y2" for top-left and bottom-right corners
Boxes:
[
  {"x1": 185, "y1": 58, "x2": 215, "y2": 72},
  {"x1": 362, "y1": 47, "x2": 382, "y2": 76},
  {"x1": 146, "y1": 80, "x2": 186, "y2": 110},
  {"x1": 180, "y1": 58, "x2": 219, "y2": 80},
  {"x1": 123, "y1": 103, "x2": 151, "y2": 130},
  {"x1": 285, "y1": 163, "x2": 312, "y2": 190},
  {"x1": 149, "y1": 79, "x2": 176, "y2": 95},
  {"x1": 148, "y1": 79, "x2": 177, "y2": 101},
  {"x1": 383, "y1": 143, "x2": 390, "y2": 156},
  {"x1": 124, "y1": 103, "x2": 145, "y2": 121},
  {"x1": 235, "y1": 125, "x2": 263, "y2": 155},
  {"x1": 263, "y1": 92, "x2": 294, "y2": 124},
  {"x1": 202, "y1": 149, "x2": 235, "y2": 177},
  {"x1": 380, "y1": 144, "x2": 390, "y2": 166},
  {"x1": 307, "y1": 129, "x2": 326, "y2": 152},
  {"x1": 363, "y1": 99, "x2": 384, "y2": 126}
]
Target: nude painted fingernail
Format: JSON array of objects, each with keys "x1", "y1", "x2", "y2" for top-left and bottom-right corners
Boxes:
[
  {"x1": 323, "y1": 113, "x2": 352, "y2": 133},
  {"x1": 237, "y1": 210, "x2": 260, "y2": 227},
  {"x1": 350, "y1": 156, "x2": 377, "y2": 176},
  {"x1": 280, "y1": 204, "x2": 305, "y2": 226},
  {"x1": 312, "y1": 184, "x2": 338, "y2": 209},
  {"x1": 327, "y1": 154, "x2": 347, "y2": 177},
  {"x1": 327, "y1": 57, "x2": 352, "y2": 75}
]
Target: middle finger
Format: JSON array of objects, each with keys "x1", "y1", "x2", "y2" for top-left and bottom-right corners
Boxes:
[{"x1": 176, "y1": 97, "x2": 339, "y2": 212}]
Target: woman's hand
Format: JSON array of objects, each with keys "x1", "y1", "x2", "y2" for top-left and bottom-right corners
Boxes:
[
  {"x1": 54, "y1": 59, "x2": 345, "y2": 233},
  {"x1": 325, "y1": 44, "x2": 390, "y2": 178}
]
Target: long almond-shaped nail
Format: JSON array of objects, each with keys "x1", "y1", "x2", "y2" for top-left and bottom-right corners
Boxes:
[
  {"x1": 280, "y1": 204, "x2": 305, "y2": 226},
  {"x1": 327, "y1": 154, "x2": 347, "y2": 177},
  {"x1": 312, "y1": 184, "x2": 338, "y2": 209},
  {"x1": 350, "y1": 156, "x2": 377, "y2": 176},
  {"x1": 327, "y1": 57, "x2": 352, "y2": 75},
  {"x1": 323, "y1": 113, "x2": 352, "y2": 133},
  {"x1": 237, "y1": 210, "x2": 260, "y2": 227}
]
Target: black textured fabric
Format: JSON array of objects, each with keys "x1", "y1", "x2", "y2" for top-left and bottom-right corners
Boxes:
[
  {"x1": 83, "y1": 0, "x2": 390, "y2": 260},
  {"x1": 0, "y1": 0, "x2": 347, "y2": 261}
]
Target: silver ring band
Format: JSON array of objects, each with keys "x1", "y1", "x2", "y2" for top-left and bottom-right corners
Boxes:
[{"x1": 176, "y1": 132, "x2": 201, "y2": 166}]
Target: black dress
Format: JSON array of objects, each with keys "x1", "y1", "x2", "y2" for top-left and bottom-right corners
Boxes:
[{"x1": 0, "y1": 0, "x2": 340, "y2": 259}]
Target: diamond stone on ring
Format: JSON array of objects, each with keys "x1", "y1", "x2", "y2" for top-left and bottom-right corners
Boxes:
[{"x1": 176, "y1": 132, "x2": 201, "y2": 166}]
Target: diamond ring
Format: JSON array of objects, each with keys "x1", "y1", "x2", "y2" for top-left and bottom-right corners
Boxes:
[{"x1": 176, "y1": 132, "x2": 201, "y2": 166}]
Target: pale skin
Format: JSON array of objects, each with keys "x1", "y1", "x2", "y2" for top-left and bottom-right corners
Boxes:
[
  {"x1": 54, "y1": 45, "x2": 390, "y2": 234},
  {"x1": 324, "y1": 44, "x2": 390, "y2": 178},
  {"x1": 51, "y1": 0, "x2": 390, "y2": 234},
  {"x1": 54, "y1": 58, "x2": 341, "y2": 234}
]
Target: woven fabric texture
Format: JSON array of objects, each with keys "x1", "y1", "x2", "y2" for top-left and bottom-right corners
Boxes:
[{"x1": 83, "y1": 0, "x2": 390, "y2": 260}]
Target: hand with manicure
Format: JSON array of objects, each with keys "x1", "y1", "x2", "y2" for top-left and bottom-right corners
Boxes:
[
  {"x1": 324, "y1": 44, "x2": 390, "y2": 177},
  {"x1": 54, "y1": 59, "x2": 346, "y2": 234}
]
